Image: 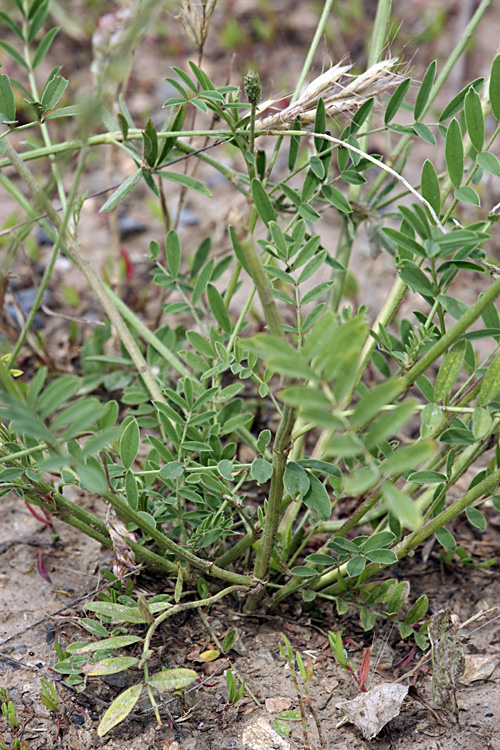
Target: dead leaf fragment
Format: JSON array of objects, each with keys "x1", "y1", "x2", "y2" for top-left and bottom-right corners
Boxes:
[
  {"x1": 265, "y1": 697, "x2": 292, "y2": 714},
  {"x1": 461, "y1": 655, "x2": 499, "y2": 685},
  {"x1": 336, "y1": 683, "x2": 409, "y2": 740},
  {"x1": 242, "y1": 716, "x2": 291, "y2": 749}
]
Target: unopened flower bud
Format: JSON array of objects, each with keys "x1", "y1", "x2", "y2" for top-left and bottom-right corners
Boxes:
[{"x1": 244, "y1": 70, "x2": 262, "y2": 106}]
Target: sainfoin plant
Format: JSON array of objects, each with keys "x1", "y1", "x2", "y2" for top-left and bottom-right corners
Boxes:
[{"x1": 1, "y1": 0, "x2": 500, "y2": 734}]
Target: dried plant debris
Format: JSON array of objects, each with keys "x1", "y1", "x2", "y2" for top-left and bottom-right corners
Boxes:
[
  {"x1": 428, "y1": 608, "x2": 465, "y2": 723},
  {"x1": 256, "y1": 58, "x2": 400, "y2": 130},
  {"x1": 336, "y1": 683, "x2": 409, "y2": 740},
  {"x1": 242, "y1": 716, "x2": 291, "y2": 750},
  {"x1": 461, "y1": 655, "x2": 499, "y2": 685}
]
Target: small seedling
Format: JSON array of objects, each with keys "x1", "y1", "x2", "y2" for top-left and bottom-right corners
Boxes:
[
  {"x1": 0, "y1": 688, "x2": 32, "y2": 750},
  {"x1": 39, "y1": 681, "x2": 58, "y2": 713},
  {"x1": 278, "y1": 635, "x2": 325, "y2": 750},
  {"x1": 1, "y1": 689, "x2": 19, "y2": 731},
  {"x1": 218, "y1": 667, "x2": 245, "y2": 725},
  {"x1": 328, "y1": 631, "x2": 370, "y2": 692}
]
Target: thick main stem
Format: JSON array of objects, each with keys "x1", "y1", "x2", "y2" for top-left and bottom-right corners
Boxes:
[{"x1": 234, "y1": 229, "x2": 297, "y2": 609}]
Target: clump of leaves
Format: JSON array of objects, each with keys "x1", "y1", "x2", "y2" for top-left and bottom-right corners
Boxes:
[{"x1": 0, "y1": 688, "x2": 31, "y2": 750}]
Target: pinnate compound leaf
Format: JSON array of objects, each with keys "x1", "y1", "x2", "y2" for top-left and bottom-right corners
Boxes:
[
  {"x1": 97, "y1": 684, "x2": 143, "y2": 737},
  {"x1": 40, "y1": 75, "x2": 68, "y2": 111},
  {"x1": 120, "y1": 418, "x2": 140, "y2": 470},
  {"x1": 466, "y1": 507, "x2": 486, "y2": 530},
  {"x1": 206, "y1": 283, "x2": 231, "y2": 333},
  {"x1": 414, "y1": 60, "x2": 437, "y2": 120},
  {"x1": 405, "y1": 594, "x2": 429, "y2": 625},
  {"x1": 303, "y1": 473, "x2": 331, "y2": 520},
  {"x1": 479, "y1": 354, "x2": 500, "y2": 405},
  {"x1": 445, "y1": 118, "x2": 464, "y2": 188},
  {"x1": 384, "y1": 77, "x2": 411, "y2": 124},
  {"x1": 490, "y1": 54, "x2": 500, "y2": 121},
  {"x1": 454, "y1": 186, "x2": 480, "y2": 206},
  {"x1": 155, "y1": 170, "x2": 211, "y2": 196},
  {"x1": 464, "y1": 87, "x2": 484, "y2": 153},
  {"x1": 382, "y1": 482, "x2": 421, "y2": 529},
  {"x1": 100, "y1": 169, "x2": 142, "y2": 212},
  {"x1": 147, "y1": 668, "x2": 197, "y2": 692},
  {"x1": 284, "y1": 461, "x2": 310, "y2": 499},
  {"x1": 434, "y1": 339, "x2": 466, "y2": 403},
  {"x1": 421, "y1": 160, "x2": 441, "y2": 216},
  {"x1": 251, "y1": 458, "x2": 273, "y2": 485},
  {"x1": 84, "y1": 657, "x2": 139, "y2": 675},
  {"x1": 0, "y1": 73, "x2": 16, "y2": 123},
  {"x1": 252, "y1": 178, "x2": 276, "y2": 226},
  {"x1": 476, "y1": 151, "x2": 500, "y2": 177}
]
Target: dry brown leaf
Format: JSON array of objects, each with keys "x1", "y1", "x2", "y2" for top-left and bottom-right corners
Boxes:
[
  {"x1": 461, "y1": 655, "x2": 499, "y2": 685},
  {"x1": 336, "y1": 683, "x2": 409, "y2": 740}
]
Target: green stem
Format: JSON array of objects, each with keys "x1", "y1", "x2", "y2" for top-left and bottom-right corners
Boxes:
[
  {"x1": 214, "y1": 529, "x2": 257, "y2": 570},
  {"x1": 246, "y1": 402, "x2": 296, "y2": 610},
  {"x1": 142, "y1": 585, "x2": 246, "y2": 655},
  {"x1": 320, "y1": 467, "x2": 500, "y2": 598},
  {"x1": 3, "y1": 139, "x2": 165, "y2": 406},
  {"x1": 365, "y1": 0, "x2": 493, "y2": 205},
  {"x1": 104, "y1": 285, "x2": 190, "y2": 378},
  {"x1": 101, "y1": 489, "x2": 253, "y2": 586},
  {"x1": 236, "y1": 231, "x2": 284, "y2": 338},
  {"x1": 328, "y1": 214, "x2": 361, "y2": 311},
  {"x1": 265, "y1": 0, "x2": 335, "y2": 180}
]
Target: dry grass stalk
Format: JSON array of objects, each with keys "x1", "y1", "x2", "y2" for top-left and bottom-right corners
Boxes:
[
  {"x1": 179, "y1": 0, "x2": 218, "y2": 52},
  {"x1": 256, "y1": 58, "x2": 400, "y2": 131}
]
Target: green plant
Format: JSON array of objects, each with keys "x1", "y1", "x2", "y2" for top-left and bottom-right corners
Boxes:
[
  {"x1": 1, "y1": 0, "x2": 500, "y2": 736},
  {"x1": 277, "y1": 635, "x2": 324, "y2": 748},
  {"x1": 38, "y1": 680, "x2": 58, "y2": 713},
  {"x1": 0, "y1": 688, "x2": 31, "y2": 750},
  {"x1": 219, "y1": 666, "x2": 245, "y2": 724}
]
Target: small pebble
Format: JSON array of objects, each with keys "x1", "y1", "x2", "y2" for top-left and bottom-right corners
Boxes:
[{"x1": 118, "y1": 213, "x2": 148, "y2": 237}]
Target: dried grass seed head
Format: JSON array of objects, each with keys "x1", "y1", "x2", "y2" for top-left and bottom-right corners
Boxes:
[
  {"x1": 256, "y1": 57, "x2": 400, "y2": 131},
  {"x1": 179, "y1": 0, "x2": 218, "y2": 51}
]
